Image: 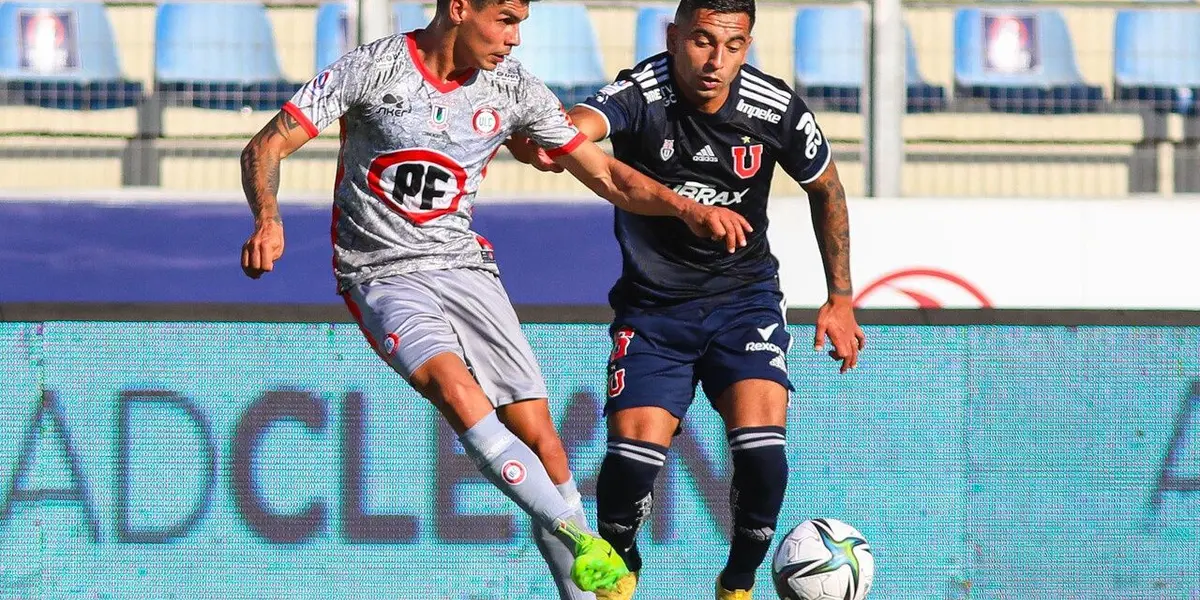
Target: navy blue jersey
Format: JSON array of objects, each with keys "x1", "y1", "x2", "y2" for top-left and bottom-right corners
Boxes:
[{"x1": 580, "y1": 53, "x2": 830, "y2": 309}]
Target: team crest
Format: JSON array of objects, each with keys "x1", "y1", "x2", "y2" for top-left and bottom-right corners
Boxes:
[
  {"x1": 430, "y1": 104, "x2": 449, "y2": 130},
  {"x1": 660, "y1": 139, "x2": 675, "y2": 161},
  {"x1": 731, "y1": 144, "x2": 763, "y2": 178},
  {"x1": 501, "y1": 460, "x2": 527, "y2": 485},
  {"x1": 472, "y1": 107, "x2": 500, "y2": 135}
]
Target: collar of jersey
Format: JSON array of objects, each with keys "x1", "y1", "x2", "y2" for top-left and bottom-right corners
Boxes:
[{"x1": 406, "y1": 31, "x2": 477, "y2": 93}]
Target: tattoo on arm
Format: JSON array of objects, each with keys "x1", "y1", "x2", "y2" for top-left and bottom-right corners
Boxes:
[
  {"x1": 240, "y1": 111, "x2": 300, "y2": 224},
  {"x1": 271, "y1": 110, "x2": 302, "y2": 141},
  {"x1": 807, "y1": 168, "x2": 853, "y2": 296}
]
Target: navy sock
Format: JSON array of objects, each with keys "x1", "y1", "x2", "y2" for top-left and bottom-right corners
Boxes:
[
  {"x1": 721, "y1": 426, "x2": 788, "y2": 591},
  {"x1": 595, "y1": 436, "x2": 667, "y2": 573}
]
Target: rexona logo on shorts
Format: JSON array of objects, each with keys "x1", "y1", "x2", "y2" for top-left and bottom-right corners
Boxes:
[
  {"x1": 744, "y1": 341, "x2": 784, "y2": 355},
  {"x1": 672, "y1": 181, "x2": 749, "y2": 206}
]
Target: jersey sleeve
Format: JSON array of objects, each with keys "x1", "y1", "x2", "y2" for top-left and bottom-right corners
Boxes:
[
  {"x1": 513, "y1": 71, "x2": 586, "y2": 158},
  {"x1": 777, "y1": 95, "x2": 832, "y2": 185},
  {"x1": 576, "y1": 71, "x2": 646, "y2": 140},
  {"x1": 282, "y1": 46, "x2": 376, "y2": 136}
]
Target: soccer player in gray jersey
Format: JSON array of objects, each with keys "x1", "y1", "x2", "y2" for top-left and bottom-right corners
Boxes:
[{"x1": 237, "y1": 0, "x2": 753, "y2": 595}]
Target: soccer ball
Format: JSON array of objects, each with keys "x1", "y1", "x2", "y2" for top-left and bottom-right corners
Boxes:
[{"x1": 771, "y1": 518, "x2": 874, "y2": 600}]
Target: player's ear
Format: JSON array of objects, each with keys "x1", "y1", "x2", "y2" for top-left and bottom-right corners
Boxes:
[
  {"x1": 447, "y1": 0, "x2": 469, "y2": 24},
  {"x1": 665, "y1": 22, "x2": 678, "y2": 55}
]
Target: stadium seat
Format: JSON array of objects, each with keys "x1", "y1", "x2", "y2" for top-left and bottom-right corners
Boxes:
[
  {"x1": 634, "y1": 5, "x2": 760, "y2": 67},
  {"x1": 154, "y1": 1, "x2": 300, "y2": 111},
  {"x1": 509, "y1": 3, "x2": 607, "y2": 106},
  {"x1": 792, "y1": 7, "x2": 945, "y2": 113},
  {"x1": 314, "y1": 2, "x2": 350, "y2": 71},
  {"x1": 316, "y1": 2, "x2": 427, "y2": 71},
  {"x1": 0, "y1": 2, "x2": 142, "y2": 109},
  {"x1": 394, "y1": 2, "x2": 427, "y2": 34},
  {"x1": 954, "y1": 8, "x2": 1103, "y2": 113},
  {"x1": 1113, "y1": 9, "x2": 1200, "y2": 115}
]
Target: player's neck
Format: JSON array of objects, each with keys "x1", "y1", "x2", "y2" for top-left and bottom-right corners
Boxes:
[{"x1": 411, "y1": 21, "x2": 476, "y2": 84}]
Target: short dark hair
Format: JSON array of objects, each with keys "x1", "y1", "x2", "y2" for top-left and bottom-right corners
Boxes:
[
  {"x1": 674, "y1": 0, "x2": 756, "y2": 29},
  {"x1": 436, "y1": 0, "x2": 534, "y2": 14}
]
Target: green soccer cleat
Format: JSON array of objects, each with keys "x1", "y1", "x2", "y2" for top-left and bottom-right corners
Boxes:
[{"x1": 557, "y1": 521, "x2": 630, "y2": 592}]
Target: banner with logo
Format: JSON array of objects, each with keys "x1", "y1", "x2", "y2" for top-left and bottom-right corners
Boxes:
[
  {"x1": 2, "y1": 322, "x2": 1199, "y2": 599},
  {"x1": 2, "y1": 196, "x2": 1200, "y2": 308},
  {"x1": 768, "y1": 198, "x2": 1200, "y2": 309}
]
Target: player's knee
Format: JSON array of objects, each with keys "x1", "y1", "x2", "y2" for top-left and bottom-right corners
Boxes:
[{"x1": 421, "y1": 375, "x2": 486, "y2": 418}]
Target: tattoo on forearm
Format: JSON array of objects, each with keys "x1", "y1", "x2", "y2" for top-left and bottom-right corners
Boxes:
[
  {"x1": 239, "y1": 111, "x2": 296, "y2": 222},
  {"x1": 240, "y1": 147, "x2": 280, "y2": 207},
  {"x1": 808, "y1": 172, "x2": 853, "y2": 296}
]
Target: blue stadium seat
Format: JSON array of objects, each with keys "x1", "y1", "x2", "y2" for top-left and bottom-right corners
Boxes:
[
  {"x1": 314, "y1": 2, "x2": 350, "y2": 71},
  {"x1": 634, "y1": 5, "x2": 759, "y2": 67},
  {"x1": 155, "y1": 1, "x2": 300, "y2": 111},
  {"x1": 316, "y1": 3, "x2": 427, "y2": 71},
  {"x1": 509, "y1": 3, "x2": 607, "y2": 106},
  {"x1": 792, "y1": 7, "x2": 945, "y2": 113},
  {"x1": 0, "y1": 2, "x2": 142, "y2": 109},
  {"x1": 394, "y1": 2, "x2": 427, "y2": 34},
  {"x1": 954, "y1": 8, "x2": 1102, "y2": 113},
  {"x1": 1114, "y1": 9, "x2": 1200, "y2": 115}
]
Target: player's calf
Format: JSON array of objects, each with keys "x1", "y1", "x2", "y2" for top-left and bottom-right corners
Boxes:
[
  {"x1": 596, "y1": 436, "x2": 667, "y2": 573},
  {"x1": 721, "y1": 426, "x2": 789, "y2": 592}
]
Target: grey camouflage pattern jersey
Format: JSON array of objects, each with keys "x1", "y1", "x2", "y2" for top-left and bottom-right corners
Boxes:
[{"x1": 284, "y1": 32, "x2": 584, "y2": 291}]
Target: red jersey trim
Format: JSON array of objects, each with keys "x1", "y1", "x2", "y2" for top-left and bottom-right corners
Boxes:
[
  {"x1": 282, "y1": 102, "x2": 319, "y2": 138},
  {"x1": 544, "y1": 131, "x2": 587, "y2": 159},
  {"x1": 406, "y1": 31, "x2": 476, "y2": 93}
]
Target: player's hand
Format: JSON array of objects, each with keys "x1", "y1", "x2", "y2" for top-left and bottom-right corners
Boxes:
[
  {"x1": 814, "y1": 295, "x2": 866, "y2": 373},
  {"x1": 505, "y1": 133, "x2": 563, "y2": 173},
  {"x1": 679, "y1": 203, "x2": 753, "y2": 253},
  {"x1": 241, "y1": 217, "x2": 285, "y2": 279}
]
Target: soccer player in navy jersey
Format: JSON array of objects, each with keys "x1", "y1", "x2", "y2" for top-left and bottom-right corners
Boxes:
[{"x1": 510, "y1": 0, "x2": 866, "y2": 597}]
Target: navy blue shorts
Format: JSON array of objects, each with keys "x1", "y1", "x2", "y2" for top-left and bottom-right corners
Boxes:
[{"x1": 604, "y1": 285, "x2": 793, "y2": 419}]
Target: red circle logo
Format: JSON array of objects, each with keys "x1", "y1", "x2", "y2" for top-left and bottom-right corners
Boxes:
[
  {"x1": 854, "y1": 268, "x2": 992, "y2": 308},
  {"x1": 384, "y1": 332, "x2": 400, "y2": 355},
  {"x1": 366, "y1": 148, "x2": 468, "y2": 224},
  {"x1": 472, "y1": 107, "x2": 501, "y2": 135},
  {"x1": 501, "y1": 460, "x2": 527, "y2": 485}
]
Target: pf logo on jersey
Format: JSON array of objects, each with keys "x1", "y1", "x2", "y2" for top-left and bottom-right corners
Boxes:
[
  {"x1": 731, "y1": 144, "x2": 763, "y2": 178},
  {"x1": 367, "y1": 148, "x2": 468, "y2": 224}
]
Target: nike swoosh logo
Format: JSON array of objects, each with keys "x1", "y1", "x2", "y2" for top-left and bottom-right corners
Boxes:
[{"x1": 757, "y1": 323, "x2": 779, "y2": 341}]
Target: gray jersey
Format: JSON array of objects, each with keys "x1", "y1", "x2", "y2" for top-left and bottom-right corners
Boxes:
[{"x1": 284, "y1": 33, "x2": 584, "y2": 291}]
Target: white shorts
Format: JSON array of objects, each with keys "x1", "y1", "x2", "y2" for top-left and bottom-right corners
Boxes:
[{"x1": 342, "y1": 268, "x2": 548, "y2": 407}]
